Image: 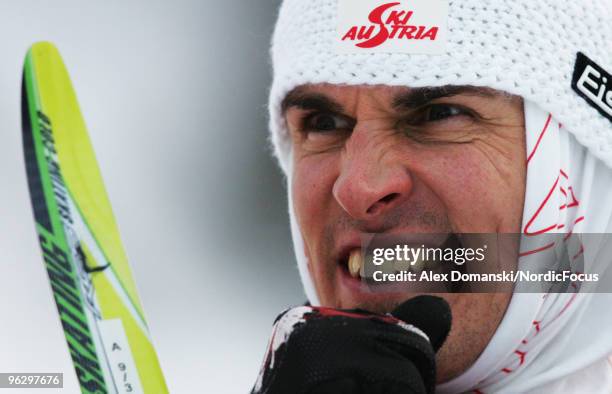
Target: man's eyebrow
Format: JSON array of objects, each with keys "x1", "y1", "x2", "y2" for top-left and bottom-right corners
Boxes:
[
  {"x1": 392, "y1": 85, "x2": 497, "y2": 110},
  {"x1": 281, "y1": 88, "x2": 343, "y2": 115}
]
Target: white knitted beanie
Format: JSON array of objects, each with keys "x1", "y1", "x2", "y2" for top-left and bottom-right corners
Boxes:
[{"x1": 269, "y1": 0, "x2": 612, "y2": 174}]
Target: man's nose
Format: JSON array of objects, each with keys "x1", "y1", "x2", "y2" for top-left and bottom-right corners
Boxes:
[{"x1": 332, "y1": 138, "x2": 413, "y2": 221}]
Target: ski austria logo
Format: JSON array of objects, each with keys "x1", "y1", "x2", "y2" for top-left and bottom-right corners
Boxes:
[{"x1": 337, "y1": 0, "x2": 448, "y2": 54}]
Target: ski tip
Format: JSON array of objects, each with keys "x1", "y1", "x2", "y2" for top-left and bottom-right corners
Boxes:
[
  {"x1": 25, "y1": 41, "x2": 61, "y2": 63},
  {"x1": 28, "y1": 41, "x2": 59, "y2": 53}
]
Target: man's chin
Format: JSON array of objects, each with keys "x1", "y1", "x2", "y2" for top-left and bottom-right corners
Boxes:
[{"x1": 338, "y1": 295, "x2": 407, "y2": 315}]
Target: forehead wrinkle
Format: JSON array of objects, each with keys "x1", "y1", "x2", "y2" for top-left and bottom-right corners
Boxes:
[{"x1": 347, "y1": 86, "x2": 398, "y2": 119}]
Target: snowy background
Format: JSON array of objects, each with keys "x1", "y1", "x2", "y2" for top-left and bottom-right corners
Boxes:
[{"x1": 0, "y1": 1, "x2": 304, "y2": 392}]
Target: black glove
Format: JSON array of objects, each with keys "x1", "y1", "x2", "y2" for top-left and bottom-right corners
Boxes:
[{"x1": 251, "y1": 295, "x2": 451, "y2": 394}]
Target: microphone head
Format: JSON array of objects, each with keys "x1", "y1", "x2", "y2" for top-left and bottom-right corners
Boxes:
[{"x1": 391, "y1": 295, "x2": 452, "y2": 352}]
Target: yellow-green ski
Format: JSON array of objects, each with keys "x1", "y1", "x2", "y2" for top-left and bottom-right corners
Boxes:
[{"x1": 21, "y1": 42, "x2": 168, "y2": 394}]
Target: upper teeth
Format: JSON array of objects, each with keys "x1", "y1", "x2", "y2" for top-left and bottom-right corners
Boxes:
[
  {"x1": 348, "y1": 250, "x2": 362, "y2": 278},
  {"x1": 348, "y1": 249, "x2": 442, "y2": 279}
]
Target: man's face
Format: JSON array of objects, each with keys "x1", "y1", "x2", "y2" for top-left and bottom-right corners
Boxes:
[{"x1": 284, "y1": 84, "x2": 526, "y2": 381}]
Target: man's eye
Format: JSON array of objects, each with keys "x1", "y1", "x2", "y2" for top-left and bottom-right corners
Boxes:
[
  {"x1": 304, "y1": 113, "x2": 353, "y2": 132},
  {"x1": 423, "y1": 104, "x2": 469, "y2": 122}
]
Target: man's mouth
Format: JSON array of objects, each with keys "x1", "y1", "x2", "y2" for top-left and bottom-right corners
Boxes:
[{"x1": 336, "y1": 233, "x2": 466, "y2": 291}]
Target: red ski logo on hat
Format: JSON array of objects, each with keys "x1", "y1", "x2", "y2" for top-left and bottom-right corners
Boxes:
[
  {"x1": 341, "y1": 2, "x2": 440, "y2": 48},
  {"x1": 337, "y1": 0, "x2": 447, "y2": 54}
]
